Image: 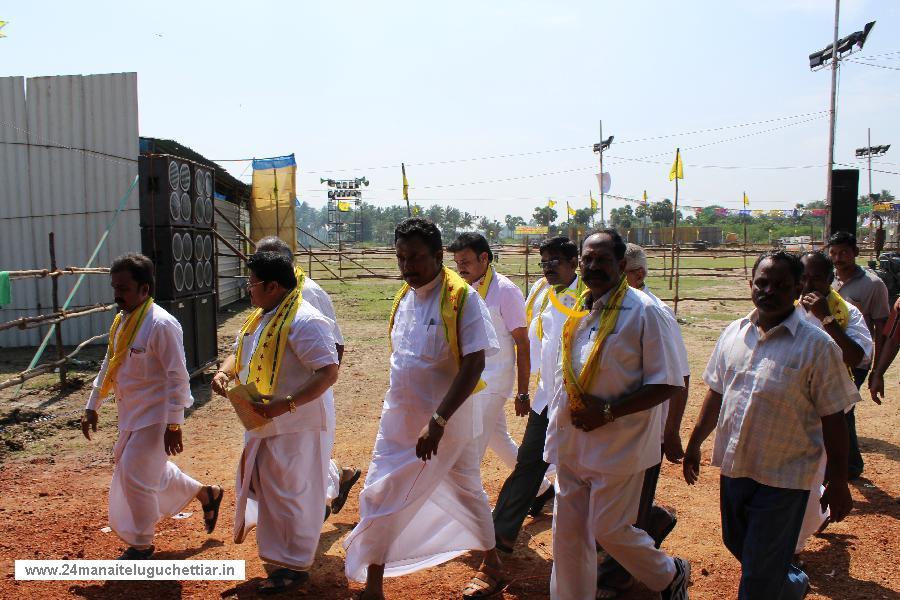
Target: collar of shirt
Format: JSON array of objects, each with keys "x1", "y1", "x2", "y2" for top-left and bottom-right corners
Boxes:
[
  {"x1": 834, "y1": 265, "x2": 864, "y2": 289},
  {"x1": 412, "y1": 270, "x2": 443, "y2": 298},
  {"x1": 587, "y1": 286, "x2": 615, "y2": 313},
  {"x1": 745, "y1": 307, "x2": 801, "y2": 341}
]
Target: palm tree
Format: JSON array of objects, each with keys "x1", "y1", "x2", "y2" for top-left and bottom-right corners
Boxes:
[{"x1": 460, "y1": 212, "x2": 475, "y2": 230}]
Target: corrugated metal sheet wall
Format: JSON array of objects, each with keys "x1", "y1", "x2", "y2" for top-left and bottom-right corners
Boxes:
[
  {"x1": 0, "y1": 73, "x2": 139, "y2": 347},
  {"x1": 215, "y1": 200, "x2": 249, "y2": 308}
]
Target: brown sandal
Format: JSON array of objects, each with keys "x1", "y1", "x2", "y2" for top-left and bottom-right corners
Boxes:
[{"x1": 462, "y1": 570, "x2": 506, "y2": 598}]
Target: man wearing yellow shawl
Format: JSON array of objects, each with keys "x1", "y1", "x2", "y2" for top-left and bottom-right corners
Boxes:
[
  {"x1": 343, "y1": 218, "x2": 501, "y2": 599},
  {"x1": 229, "y1": 252, "x2": 339, "y2": 594},
  {"x1": 545, "y1": 230, "x2": 689, "y2": 600},
  {"x1": 81, "y1": 254, "x2": 222, "y2": 560},
  {"x1": 795, "y1": 251, "x2": 871, "y2": 557}
]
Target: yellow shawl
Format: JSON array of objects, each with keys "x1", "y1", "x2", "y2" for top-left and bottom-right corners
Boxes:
[{"x1": 98, "y1": 296, "x2": 154, "y2": 398}]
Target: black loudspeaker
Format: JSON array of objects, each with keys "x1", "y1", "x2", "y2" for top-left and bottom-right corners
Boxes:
[
  {"x1": 156, "y1": 296, "x2": 198, "y2": 373},
  {"x1": 830, "y1": 169, "x2": 860, "y2": 236},
  {"x1": 141, "y1": 226, "x2": 197, "y2": 299},
  {"x1": 192, "y1": 230, "x2": 216, "y2": 293},
  {"x1": 139, "y1": 155, "x2": 194, "y2": 227},
  {"x1": 193, "y1": 292, "x2": 218, "y2": 369},
  {"x1": 191, "y1": 164, "x2": 215, "y2": 229}
]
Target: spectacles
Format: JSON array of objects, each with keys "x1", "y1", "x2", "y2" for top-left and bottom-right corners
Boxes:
[
  {"x1": 244, "y1": 279, "x2": 265, "y2": 291},
  {"x1": 539, "y1": 259, "x2": 561, "y2": 269}
]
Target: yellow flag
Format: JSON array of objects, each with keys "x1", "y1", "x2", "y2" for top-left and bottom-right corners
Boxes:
[
  {"x1": 402, "y1": 164, "x2": 409, "y2": 201},
  {"x1": 642, "y1": 190, "x2": 648, "y2": 204},
  {"x1": 337, "y1": 200, "x2": 352, "y2": 212},
  {"x1": 669, "y1": 149, "x2": 684, "y2": 181},
  {"x1": 0, "y1": 21, "x2": 7, "y2": 38},
  {"x1": 548, "y1": 199, "x2": 557, "y2": 208},
  {"x1": 567, "y1": 202, "x2": 576, "y2": 216},
  {"x1": 743, "y1": 192, "x2": 749, "y2": 207},
  {"x1": 412, "y1": 205, "x2": 420, "y2": 215},
  {"x1": 590, "y1": 191, "x2": 597, "y2": 210}
]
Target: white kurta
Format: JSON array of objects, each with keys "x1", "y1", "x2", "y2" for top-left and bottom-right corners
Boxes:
[
  {"x1": 343, "y1": 272, "x2": 499, "y2": 583},
  {"x1": 232, "y1": 300, "x2": 339, "y2": 571},
  {"x1": 795, "y1": 303, "x2": 871, "y2": 553},
  {"x1": 86, "y1": 303, "x2": 201, "y2": 547},
  {"x1": 547, "y1": 287, "x2": 684, "y2": 599},
  {"x1": 472, "y1": 269, "x2": 527, "y2": 467}
]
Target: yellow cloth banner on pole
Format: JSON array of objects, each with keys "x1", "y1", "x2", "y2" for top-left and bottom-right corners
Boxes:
[
  {"x1": 669, "y1": 149, "x2": 684, "y2": 181},
  {"x1": 251, "y1": 155, "x2": 298, "y2": 254}
]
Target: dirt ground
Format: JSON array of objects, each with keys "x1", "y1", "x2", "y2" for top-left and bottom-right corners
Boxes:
[{"x1": 0, "y1": 283, "x2": 898, "y2": 599}]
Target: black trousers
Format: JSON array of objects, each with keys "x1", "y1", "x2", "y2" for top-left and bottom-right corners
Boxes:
[
  {"x1": 848, "y1": 367, "x2": 868, "y2": 478},
  {"x1": 492, "y1": 407, "x2": 551, "y2": 543}
]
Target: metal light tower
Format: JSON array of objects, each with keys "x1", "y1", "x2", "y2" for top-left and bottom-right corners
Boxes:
[
  {"x1": 855, "y1": 132, "x2": 890, "y2": 202},
  {"x1": 321, "y1": 177, "x2": 370, "y2": 246},
  {"x1": 808, "y1": 6, "x2": 875, "y2": 231},
  {"x1": 593, "y1": 125, "x2": 614, "y2": 227}
]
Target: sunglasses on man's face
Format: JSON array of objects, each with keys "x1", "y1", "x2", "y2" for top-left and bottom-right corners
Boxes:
[{"x1": 539, "y1": 259, "x2": 561, "y2": 269}]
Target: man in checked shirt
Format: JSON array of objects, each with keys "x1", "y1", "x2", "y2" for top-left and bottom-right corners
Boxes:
[{"x1": 683, "y1": 251, "x2": 858, "y2": 600}]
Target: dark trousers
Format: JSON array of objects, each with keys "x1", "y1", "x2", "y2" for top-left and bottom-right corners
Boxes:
[
  {"x1": 849, "y1": 367, "x2": 868, "y2": 478},
  {"x1": 720, "y1": 476, "x2": 809, "y2": 600},
  {"x1": 492, "y1": 407, "x2": 551, "y2": 543}
]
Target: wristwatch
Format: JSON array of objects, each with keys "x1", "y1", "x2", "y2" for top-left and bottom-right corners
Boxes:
[
  {"x1": 821, "y1": 315, "x2": 836, "y2": 326},
  {"x1": 166, "y1": 424, "x2": 181, "y2": 432},
  {"x1": 515, "y1": 392, "x2": 530, "y2": 402},
  {"x1": 432, "y1": 412, "x2": 448, "y2": 427},
  {"x1": 601, "y1": 402, "x2": 615, "y2": 425},
  {"x1": 285, "y1": 395, "x2": 296, "y2": 413}
]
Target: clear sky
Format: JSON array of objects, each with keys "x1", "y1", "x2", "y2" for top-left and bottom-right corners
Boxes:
[{"x1": 3, "y1": 1, "x2": 899, "y2": 222}]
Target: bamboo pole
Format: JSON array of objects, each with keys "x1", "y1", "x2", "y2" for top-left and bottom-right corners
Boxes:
[
  {"x1": 0, "y1": 333, "x2": 108, "y2": 391},
  {"x1": 0, "y1": 303, "x2": 115, "y2": 333},
  {"x1": 48, "y1": 233, "x2": 68, "y2": 387}
]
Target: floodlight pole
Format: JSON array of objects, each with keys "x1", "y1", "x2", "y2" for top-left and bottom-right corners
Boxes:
[
  {"x1": 599, "y1": 120, "x2": 605, "y2": 227},
  {"x1": 867, "y1": 127, "x2": 873, "y2": 201},
  {"x1": 825, "y1": 0, "x2": 840, "y2": 234}
]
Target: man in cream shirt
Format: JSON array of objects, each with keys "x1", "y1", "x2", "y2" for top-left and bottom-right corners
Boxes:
[{"x1": 81, "y1": 253, "x2": 222, "y2": 560}]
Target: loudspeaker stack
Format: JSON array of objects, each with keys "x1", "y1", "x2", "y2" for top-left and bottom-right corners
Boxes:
[{"x1": 139, "y1": 154, "x2": 219, "y2": 374}]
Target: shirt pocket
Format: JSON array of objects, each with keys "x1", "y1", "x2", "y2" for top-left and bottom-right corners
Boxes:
[
  {"x1": 419, "y1": 321, "x2": 451, "y2": 362},
  {"x1": 124, "y1": 346, "x2": 150, "y2": 380},
  {"x1": 753, "y1": 362, "x2": 800, "y2": 408}
]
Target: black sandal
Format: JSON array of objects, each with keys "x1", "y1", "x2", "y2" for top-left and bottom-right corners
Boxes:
[
  {"x1": 258, "y1": 568, "x2": 309, "y2": 595},
  {"x1": 201, "y1": 485, "x2": 224, "y2": 534},
  {"x1": 331, "y1": 468, "x2": 362, "y2": 515},
  {"x1": 118, "y1": 545, "x2": 154, "y2": 560}
]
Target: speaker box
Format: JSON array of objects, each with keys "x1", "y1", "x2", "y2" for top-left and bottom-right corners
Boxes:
[
  {"x1": 192, "y1": 230, "x2": 216, "y2": 293},
  {"x1": 830, "y1": 169, "x2": 860, "y2": 237},
  {"x1": 141, "y1": 226, "x2": 197, "y2": 299},
  {"x1": 139, "y1": 155, "x2": 194, "y2": 227},
  {"x1": 193, "y1": 292, "x2": 218, "y2": 369},
  {"x1": 191, "y1": 164, "x2": 215, "y2": 229},
  {"x1": 156, "y1": 296, "x2": 198, "y2": 373}
]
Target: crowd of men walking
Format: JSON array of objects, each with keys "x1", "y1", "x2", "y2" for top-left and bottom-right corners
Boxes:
[{"x1": 80, "y1": 218, "x2": 890, "y2": 599}]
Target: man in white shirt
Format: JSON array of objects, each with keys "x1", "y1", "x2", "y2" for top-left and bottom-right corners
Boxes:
[
  {"x1": 342, "y1": 218, "x2": 501, "y2": 599},
  {"x1": 795, "y1": 251, "x2": 871, "y2": 555},
  {"x1": 81, "y1": 253, "x2": 222, "y2": 560},
  {"x1": 547, "y1": 230, "x2": 689, "y2": 600},
  {"x1": 212, "y1": 236, "x2": 360, "y2": 520},
  {"x1": 597, "y1": 243, "x2": 691, "y2": 597},
  {"x1": 223, "y1": 251, "x2": 340, "y2": 593},
  {"x1": 449, "y1": 232, "x2": 530, "y2": 468},
  {"x1": 684, "y1": 251, "x2": 858, "y2": 600},
  {"x1": 490, "y1": 236, "x2": 578, "y2": 558}
]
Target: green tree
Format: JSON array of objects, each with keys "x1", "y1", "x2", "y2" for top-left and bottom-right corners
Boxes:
[
  {"x1": 504, "y1": 214, "x2": 526, "y2": 234},
  {"x1": 649, "y1": 199, "x2": 675, "y2": 226},
  {"x1": 609, "y1": 205, "x2": 634, "y2": 229},
  {"x1": 532, "y1": 206, "x2": 558, "y2": 226}
]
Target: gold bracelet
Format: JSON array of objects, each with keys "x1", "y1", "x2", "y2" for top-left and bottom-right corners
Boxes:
[{"x1": 286, "y1": 395, "x2": 296, "y2": 413}]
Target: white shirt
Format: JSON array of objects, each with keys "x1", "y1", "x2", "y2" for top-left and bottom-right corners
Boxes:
[
  {"x1": 235, "y1": 300, "x2": 339, "y2": 438},
  {"x1": 475, "y1": 269, "x2": 527, "y2": 396},
  {"x1": 797, "y1": 301, "x2": 873, "y2": 369},
  {"x1": 386, "y1": 271, "x2": 499, "y2": 413},
  {"x1": 703, "y1": 309, "x2": 861, "y2": 490},
  {"x1": 86, "y1": 303, "x2": 193, "y2": 431},
  {"x1": 529, "y1": 276, "x2": 581, "y2": 414},
  {"x1": 544, "y1": 286, "x2": 685, "y2": 474},
  {"x1": 642, "y1": 286, "x2": 691, "y2": 443},
  {"x1": 525, "y1": 279, "x2": 550, "y2": 370},
  {"x1": 303, "y1": 276, "x2": 345, "y2": 346}
]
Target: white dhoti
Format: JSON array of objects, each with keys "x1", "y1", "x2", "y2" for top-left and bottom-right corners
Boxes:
[
  {"x1": 234, "y1": 430, "x2": 327, "y2": 571},
  {"x1": 474, "y1": 390, "x2": 519, "y2": 469},
  {"x1": 551, "y1": 462, "x2": 676, "y2": 600},
  {"x1": 343, "y1": 403, "x2": 495, "y2": 583},
  {"x1": 323, "y1": 391, "x2": 341, "y2": 504},
  {"x1": 109, "y1": 423, "x2": 202, "y2": 547},
  {"x1": 796, "y1": 454, "x2": 829, "y2": 554}
]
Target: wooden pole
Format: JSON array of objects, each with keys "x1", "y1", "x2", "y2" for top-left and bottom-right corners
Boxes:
[
  {"x1": 743, "y1": 195, "x2": 749, "y2": 280},
  {"x1": 524, "y1": 235, "x2": 530, "y2": 292},
  {"x1": 669, "y1": 148, "x2": 680, "y2": 289},
  {"x1": 273, "y1": 167, "x2": 279, "y2": 240},
  {"x1": 48, "y1": 232, "x2": 66, "y2": 387}
]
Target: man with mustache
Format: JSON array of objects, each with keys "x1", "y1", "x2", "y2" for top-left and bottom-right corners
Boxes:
[
  {"x1": 685, "y1": 251, "x2": 858, "y2": 599},
  {"x1": 343, "y1": 218, "x2": 501, "y2": 599},
  {"x1": 828, "y1": 231, "x2": 889, "y2": 480},
  {"x1": 595, "y1": 243, "x2": 690, "y2": 598},
  {"x1": 81, "y1": 253, "x2": 223, "y2": 559},
  {"x1": 794, "y1": 251, "x2": 871, "y2": 557},
  {"x1": 547, "y1": 230, "x2": 689, "y2": 600}
]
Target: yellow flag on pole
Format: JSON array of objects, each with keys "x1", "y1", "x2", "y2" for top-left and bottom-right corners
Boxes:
[
  {"x1": 669, "y1": 149, "x2": 684, "y2": 181},
  {"x1": 402, "y1": 163, "x2": 409, "y2": 202},
  {"x1": 567, "y1": 202, "x2": 576, "y2": 217},
  {"x1": 743, "y1": 192, "x2": 749, "y2": 207},
  {"x1": 337, "y1": 200, "x2": 352, "y2": 212},
  {"x1": 642, "y1": 190, "x2": 648, "y2": 204},
  {"x1": 0, "y1": 21, "x2": 7, "y2": 38},
  {"x1": 548, "y1": 199, "x2": 557, "y2": 208},
  {"x1": 590, "y1": 191, "x2": 597, "y2": 210}
]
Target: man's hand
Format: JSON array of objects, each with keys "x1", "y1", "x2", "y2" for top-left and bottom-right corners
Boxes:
[
  {"x1": 415, "y1": 419, "x2": 445, "y2": 462},
  {"x1": 164, "y1": 427, "x2": 184, "y2": 455},
  {"x1": 821, "y1": 480, "x2": 853, "y2": 522},
  {"x1": 211, "y1": 371, "x2": 231, "y2": 398},
  {"x1": 800, "y1": 291, "x2": 831, "y2": 321},
  {"x1": 663, "y1": 429, "x2": 685, "y2": 464},
  {"x1": 868, "y1": 372, "x2": 885, "y2": 405},
  {"x1": 81, "y1": 409, "x2": 98, "y2": 441},
  {"x1": 249, "y1": 395, "x2": 287, "y2": 419},
  {"x1": 570, "y1": 394, "x2": 608, "y2": 432},
  {"x1": 683, "y1": 443, "x2": 701, "y2": 485},
  {"x1": 514, "y1": 394, "x2": 530, "y2": 417}
]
